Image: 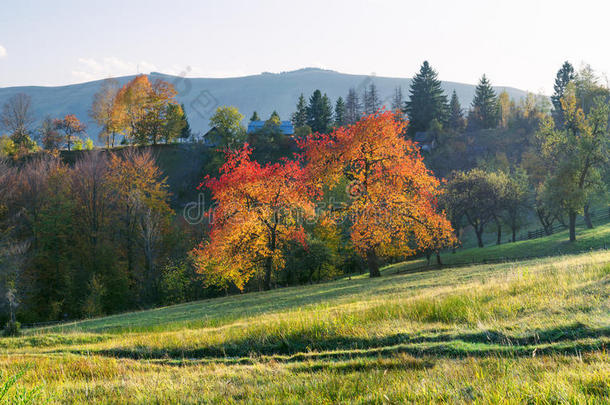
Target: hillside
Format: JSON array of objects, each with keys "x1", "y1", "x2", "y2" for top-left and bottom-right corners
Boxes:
[
  {"x1": 0, "y1": 68, "x2": 529, "y2": 141},
  {"x1": 1, "y1": 226, "x2": 608, "y2": 403}
]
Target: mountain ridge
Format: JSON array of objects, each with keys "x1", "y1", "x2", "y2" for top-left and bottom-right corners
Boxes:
[{"x1": 0, "y1": 68, "x2": 530, "y2": 141}]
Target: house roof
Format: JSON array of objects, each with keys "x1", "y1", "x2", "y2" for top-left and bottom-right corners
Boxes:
[{"x1": 247, "y1": 120, "x2": 294, "y2": 135}]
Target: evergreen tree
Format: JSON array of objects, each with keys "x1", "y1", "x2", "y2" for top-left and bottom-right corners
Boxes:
[
  {"x1": 404, "y1": 61, "x2": 448, "y2": 136},
  {"x1": 306, "y1": 90, "x2": 333, "y2": 133},
  {"x1": 448, "y1": 91, "x2": 466, "y2": 132},
  {"x1": 291, "y1": 94, "x2": 307, "y2": 127},
  {"x1": 467, "y1": 75, "x2": 499, "y2": 130},
  {"x1": 391, "y1": 86, "x2": 404, "y2": 111},
  {"x1": 267, "y1": 110, "x2": 281, "y2": 126},
  {"x1": 334, "y1": 96, "x2": 346, "y2": 127},
  {"x1": 250, "y1": 111, "x2": 261, "y2": 122},
  {"x1": 345, "y1": 88, "x2": 362, "y2": 125},
  {"x1": 551, "y1": 61, "x2": 575, "y2": 120},
  {"x1": 179, "y1": 104, "x2": 192, "y2": 141},
  {"x1": 363, "y1": 82, "x2": 381, "y2": 115}
]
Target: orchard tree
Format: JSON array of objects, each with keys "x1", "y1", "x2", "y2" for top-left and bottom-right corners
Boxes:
[
  {"x1": 301, "y1": 111, "x2": 455, "y2": 277},
  {"x1": 54, "y1": 114, "x2": 86, "y2": 151},
  {"x1": 538, "y1": 83, "x2": 609, "y2": 242},
  {"x1": 192, "y1": 146, "x2": 315, "y2": 291}
]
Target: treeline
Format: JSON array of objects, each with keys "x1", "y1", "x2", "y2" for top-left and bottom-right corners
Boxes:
[
  {"x1": 0, "y1": 149, "x2": 207, "y2": 324},
  {"x1": 400, "y1": 61, "x2": 609, "y2": 246}
]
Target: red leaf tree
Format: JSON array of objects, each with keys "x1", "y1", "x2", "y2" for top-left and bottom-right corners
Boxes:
[
  {"x1": 301, "y1": 110, "x2": 455, "y2": 277},
  {"x1": 191, "y1": 146, "x2": 315, "y2": 291}
]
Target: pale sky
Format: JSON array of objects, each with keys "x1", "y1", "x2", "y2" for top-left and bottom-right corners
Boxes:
[{"x1": 0, "y1": 0, "x2": 608, "y2": 93}]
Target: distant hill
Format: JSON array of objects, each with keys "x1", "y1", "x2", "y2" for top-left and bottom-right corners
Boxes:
[{"x1": 0, "y1": 68, "x2": 529, "y2": 142}]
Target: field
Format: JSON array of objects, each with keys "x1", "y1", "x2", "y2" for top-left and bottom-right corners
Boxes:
[{"x1": 1, "y1": 227, "x2": 610, "y2": 403}]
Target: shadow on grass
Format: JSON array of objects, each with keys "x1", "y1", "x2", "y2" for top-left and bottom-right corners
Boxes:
[{"x1": 63, "y1": 322, "x2": 609, "y2": 362}]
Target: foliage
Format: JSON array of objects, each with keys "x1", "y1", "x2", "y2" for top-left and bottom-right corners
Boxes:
[
  {"x1": 53, "y1": 114, "x2": 86, "y2": 151},
  {"x1": 90, "y1": 78, "x2": 120, "y2": 148},
  {"x1": 208, "y1": 106, "x2": 246, "y2": 148},
  {"x1": 301, "y1": 111, "x2": 455, "y2": 276},
  {"x1": 192, "y1": 146, "x2": 315, "y2": 290}
]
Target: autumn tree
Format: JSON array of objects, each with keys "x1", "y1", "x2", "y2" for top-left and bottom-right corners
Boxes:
[
  {"x1": 38, "y1": 116, "x2": 63, "y2": 150},
  {"x1": 301, "y1": 111, "x2": 455, "y2": 277},
  {"x1": 90, "y1": 78, "x2": 120, "y2": 148},
  {"x1": 192, "y1": 146, "x2": 315, "y2": 291},
  {"x1": 54, "y1": 114, "x2": 86, "y2": 151}
]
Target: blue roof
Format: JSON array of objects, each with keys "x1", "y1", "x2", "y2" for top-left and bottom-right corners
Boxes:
[{"x1": 247, "y1": 120, "x2": 294, "y2": 135}]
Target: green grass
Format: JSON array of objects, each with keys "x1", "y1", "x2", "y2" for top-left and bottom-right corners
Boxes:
[{"x1": 2, "y1": 228, "x2": 610, "y2": 403}]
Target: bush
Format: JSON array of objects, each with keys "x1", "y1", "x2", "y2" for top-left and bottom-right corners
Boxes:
[{"x1": 3, "y1": 320, "x2": 21, "y2": 337}]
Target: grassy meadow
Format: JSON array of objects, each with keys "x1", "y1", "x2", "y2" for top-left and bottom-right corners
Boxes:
[{"x1": 1, "y1": 226, "x2": 610, "y2": 403}]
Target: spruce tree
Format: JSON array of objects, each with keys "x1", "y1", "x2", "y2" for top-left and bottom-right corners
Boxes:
[
  {"x1": 334, "y1": 96, "x2": 347, "y2": 127},
  {"x1": 391, "y1": 86, "x2": 404, "y2": 111},
  {"x1": 345, "y1": 88, "x2": 362, "y2": 125},
  {"x1": 404, "y1": 61, "x2": 448, "y2": 136},
  {"x1": 291, "y1": 93, "x2": 307, "y2": 127},
  {"x1": 306, "y1": 90, "x2": 333, "y2": 133},
  {"x1": 468, "y1": 75, "x2": 499, "y2": 130},
  {"x1": 250, "y1": 111, "x2": 261, "y2": 122},
  {"x1": 363, "y1": 82, "x2": 381, "y2": 115},
  {"x1": 448, "y1": 91, "x2": 466, "y2": 132},
  {"x1": 551, "y1": 61, "x2": 575, "y2": 125}
]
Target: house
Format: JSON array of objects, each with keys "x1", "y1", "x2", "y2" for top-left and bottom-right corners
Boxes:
[
  {"x1": 247, "y1": 120, "x2": 295, "y2": 135},
  {"x1": 413, "y1": 131, "x2": 436, "y2": 152}
]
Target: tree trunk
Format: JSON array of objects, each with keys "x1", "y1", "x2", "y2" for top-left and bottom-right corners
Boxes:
[
  {"x1": 584, "y1": 204, "x2": 594, "y2": 229},
  {"x1": 263, "y1": 256, "x2": 273, "y2": 291},
  {"x1": 366, "y1": 249, "x2": 381, "y2": 278},
  {"x1": 496, "y1": 222, "x2": 502, "y2": 245},
  {"x1": 512, "y1": 227, "x2": 516, "y2": 243},
  {"x1": 475, "y1": 228, "x2": 484, "y2": 248},
  {"x1": 569, "y1": 210, "x2": 577, "y2": 242},
  {"x1": 436, "y1": 252, "x2": 442, "y2": 266}
]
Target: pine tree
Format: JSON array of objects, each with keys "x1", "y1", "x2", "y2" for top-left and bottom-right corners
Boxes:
[
  {"x1": 345, "y1": 88, "x2": 362, "y2": 125},
  {"x1": 447, "y1": 91, "x2": 465, "y2": 132},
  {"x1": 363, "y1": 82, "x2": 381, "y2": 115},
  {"x1": 306, "y1": 90, "x2": 333, "y2": 133},
  {"x1": 404, "y1": 61, "x2": 448, "y2": 136},
  {"x1": 291, "y1": 94, "x2": 308, "y2": 127},
  {"x1": 551, "y1": 61, "x2": 575, "y2": 125},
  {"x1": 250, "y1": 111, "x2": 261, "y2": 122},
  {"x1": 334, "y1": 97, "x2": 347, "y2": 127},
  {"x1": 267, "y1": 110, "x2": 281, "y2": 126},
  {"x1": 468, "y1": 75, "x2": 499, "y2": 130}
]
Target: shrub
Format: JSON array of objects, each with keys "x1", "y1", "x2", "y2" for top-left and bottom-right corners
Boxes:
[{"x1": 3, "y1": 320, "x2": 21, "y2": 337}]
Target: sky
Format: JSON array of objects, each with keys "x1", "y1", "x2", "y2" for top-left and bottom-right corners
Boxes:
[{"x1": 0, "y1": 0, "x2": 609, "y2": 94}]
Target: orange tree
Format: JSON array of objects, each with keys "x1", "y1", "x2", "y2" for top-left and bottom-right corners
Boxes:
[
  {"x1": 191, "y1": 146, "x2": 315, "y2": 291},
  {"x1": 301, "y1": 110, "x2": 455, "y2": 277}
]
